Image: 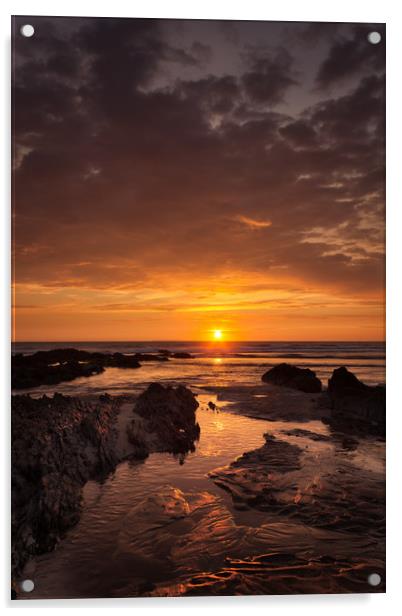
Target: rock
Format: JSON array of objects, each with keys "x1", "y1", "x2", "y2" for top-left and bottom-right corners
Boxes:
[
  {"x1": 281, "y1": 428, "x2": 332, "y2": 442},
  {"x1": 130, "y1": 383, "x2": 200, "y2": 454},
  {"x1": 209, "y1": 428, "x2": 385, "y2": 545},
  {"x1": 151, "y1": 349, "x2": 193, "y2": 359},
  {"x1": 210, "y1": 433, "x2": 302, "y2": 510},
  {"x1": 12, "y1": 355, "x2": 105, "y2": 389},
  {"x1": 11, "y1": 394, "x2": 121, "y2": 580},
  {"x1": 12, "y1": 385, "x2": 202, "y2": 586},
  {"x1": 132, "y1": 353, "x2": 169, "y2": 362},
  {"x1": 328, "y1": 366, "x2": 367, "y2": 395},
  {"x1": 261, "y1": 363, "x2": 322, "y2": 393},
  {"x1": 327, "y1": 367, "x2": 385, "y2": 435},
  {"x1": 110, "y1": 352, "x2": 142, "y2": 368},
  {"x1": 208, "y1": 401, "x2": 217, "y2": 411},
  {"x1": 12, "y1": 348, "x2": 142, "y2": 389}
]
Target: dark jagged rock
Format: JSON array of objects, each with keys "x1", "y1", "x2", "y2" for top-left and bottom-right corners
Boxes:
[
  {"x1": 12, "y1": 384, "x2": 202, "y2": 584},
  {"x1": 210, "y1": 434, "x2": 302, "y2": 509},
  {"x1": 328, "y1": 366, "x2": 367, "y2": 395},
  {"x1": 11, "y1": 394, "x2": 121, "y2": 580},
  {"x1": 15, "y1": 348, "x2": 93, "y2": 363},
  {"x1": 327, "y1": 367, "x2": 385, "y2": 435},
  {"x1": 261, "y1": 363, "x2": 322, "y2": 393},
  {"x1": 12, "y1": 357, "x2": 105, "y2": 389},
  {"x1": 129, "y1": 383, "x2": 200, "y2": 454},
  {"x1": 12, "y1": 348, "x2": 142, "y2": 389},
  {"x1": 109, "y1": 352, "x2": 142, "y2": 368}
]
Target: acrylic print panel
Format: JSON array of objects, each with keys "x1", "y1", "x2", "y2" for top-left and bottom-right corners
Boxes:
[{"x1": 11, "y1": 16, "x2": 385, "y2": 599}]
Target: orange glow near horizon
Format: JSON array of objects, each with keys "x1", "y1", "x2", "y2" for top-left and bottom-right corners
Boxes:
[{"x1": 12, "y1": 270, "x2": 385, "y2": 343}]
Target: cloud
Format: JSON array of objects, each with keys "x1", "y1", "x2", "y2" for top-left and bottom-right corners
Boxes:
[
  {"x1": 279, "y1": 120, "x2": 317, "y2": 148},
  {"x1": 316, "y1": 24, "x2": 385, "y2": 89},
  {"x1": 12, "y1": 17, "x2": 385, "y2": 339},
  {"x1": 234, "y1": 215, "x2": 272, "y2": 229},
  {"x1": 241, "y1": 47, "x2": 298, "y2": 105},
  {"x1": 179, "y1": 75, "x2": 240, "y2": 115}
]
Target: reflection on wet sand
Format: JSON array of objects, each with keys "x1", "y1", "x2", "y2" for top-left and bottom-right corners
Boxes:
[{"x1": 24, "y1": 389, "x2": 385, "y2": 598}]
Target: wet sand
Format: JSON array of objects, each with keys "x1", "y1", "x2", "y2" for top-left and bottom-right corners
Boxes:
[
  {"x1": 203, "y1": 382, "x2": 330, "y2": 422},
  {"x1": 18, "y1": 384, "x2": 385, "y2": 598}
]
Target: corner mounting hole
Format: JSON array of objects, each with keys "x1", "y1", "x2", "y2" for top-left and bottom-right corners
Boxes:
[
  {"x1": 20, "y1": 24, "x2": 35, "y2": 38},
  {"x1": 368, "y1": 31, "x2": 381, "y2": 45},
  {"x1": 20, "y1": 579, "x2": 34, "y2": 593},
  {"x1": 368, "y1": 573, "x2": 381, "y2": 587}
]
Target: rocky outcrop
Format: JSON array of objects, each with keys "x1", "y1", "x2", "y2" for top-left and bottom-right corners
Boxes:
[
  {"x1": 327, "y1": 367, "x2": 385, "y2": 435},
  {"x1": 12, "y1": 393, "x2": 121, "y2": 579},
  {"x1": 210, "y1": 428, "x2": 385, "y2": 541},
  {"x1": 261, "y1": 363, "x2": 322, "y2": 393},
  {"x1": 107, "y1": 352, "x2": 142, "y2": 368},
  {"x1": 12, "y1": 384, "x2": 201, "y2": 582},
  {"x1": 133, "y1": 353, "x2": 168, "y2": 362},
  {"x1": 128, "y1": 383, "x2": 200, "y2": 455},
  {"x1": 12, "y1": 355, "x2": 105, "y2": 389},
  {"x1": 12, "y1": 348, "x2": 142, "y2": 389},
  {"x1": 210, "y1": 434, "x2": 302, "y2": 510}
]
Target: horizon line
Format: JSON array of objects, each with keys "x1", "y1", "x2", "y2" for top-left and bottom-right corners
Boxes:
[{"x1": 12, "y1": 339, "x2": 385, "y2": 344}]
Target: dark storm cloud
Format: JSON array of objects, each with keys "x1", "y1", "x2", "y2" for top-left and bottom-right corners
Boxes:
[
  {"x1": 12, "y1": 17, "x2": 385, "y2": 301},
  {"x1": 310, "y1": 74, "x2": 385, "y2": 149},
  {"x1": 241, "y1": 47, "x2": 297, "y2": 105},
  {"x1": 279, "y1": 119, "x2": 317, "y2": 147},
  {"x1": 316, "y1": 24, "x2": 385, "y2": 88},
  {"x1": 291, "y1": 22, "x2": 344, "y2": 47},
  {"x1": 179, "y1": 75, "x2": 240, "y2": 114}
]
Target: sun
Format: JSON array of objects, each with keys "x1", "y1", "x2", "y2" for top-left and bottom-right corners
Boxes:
[{"x1": 213, "y1": 329, "x2": 223, "y2": 340}]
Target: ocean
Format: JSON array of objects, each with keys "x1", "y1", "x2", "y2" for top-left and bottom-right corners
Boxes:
[
  {"x1": 12, "y1": 341, "x2": 385, "y2": 396},
  {"x1": 14, "y1": 340, "x2": 386, "y2": 598}
]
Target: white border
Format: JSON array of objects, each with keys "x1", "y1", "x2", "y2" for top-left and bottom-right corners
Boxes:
[{"x1": 2, "y1": 1, "x2": 402, "y2": 613}]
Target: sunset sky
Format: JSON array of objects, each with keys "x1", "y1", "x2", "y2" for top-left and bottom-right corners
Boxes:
[{"x1": 12, "y1": 17, "x2": 385, "y2": 341}]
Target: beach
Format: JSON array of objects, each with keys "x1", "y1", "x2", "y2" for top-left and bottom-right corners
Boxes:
[
  {"x1": 11, "y1": 341, "x2": 385, "y2": 598},
  {"x1": 12, "y1": 13, "x2": 387, "y2": 603}
]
